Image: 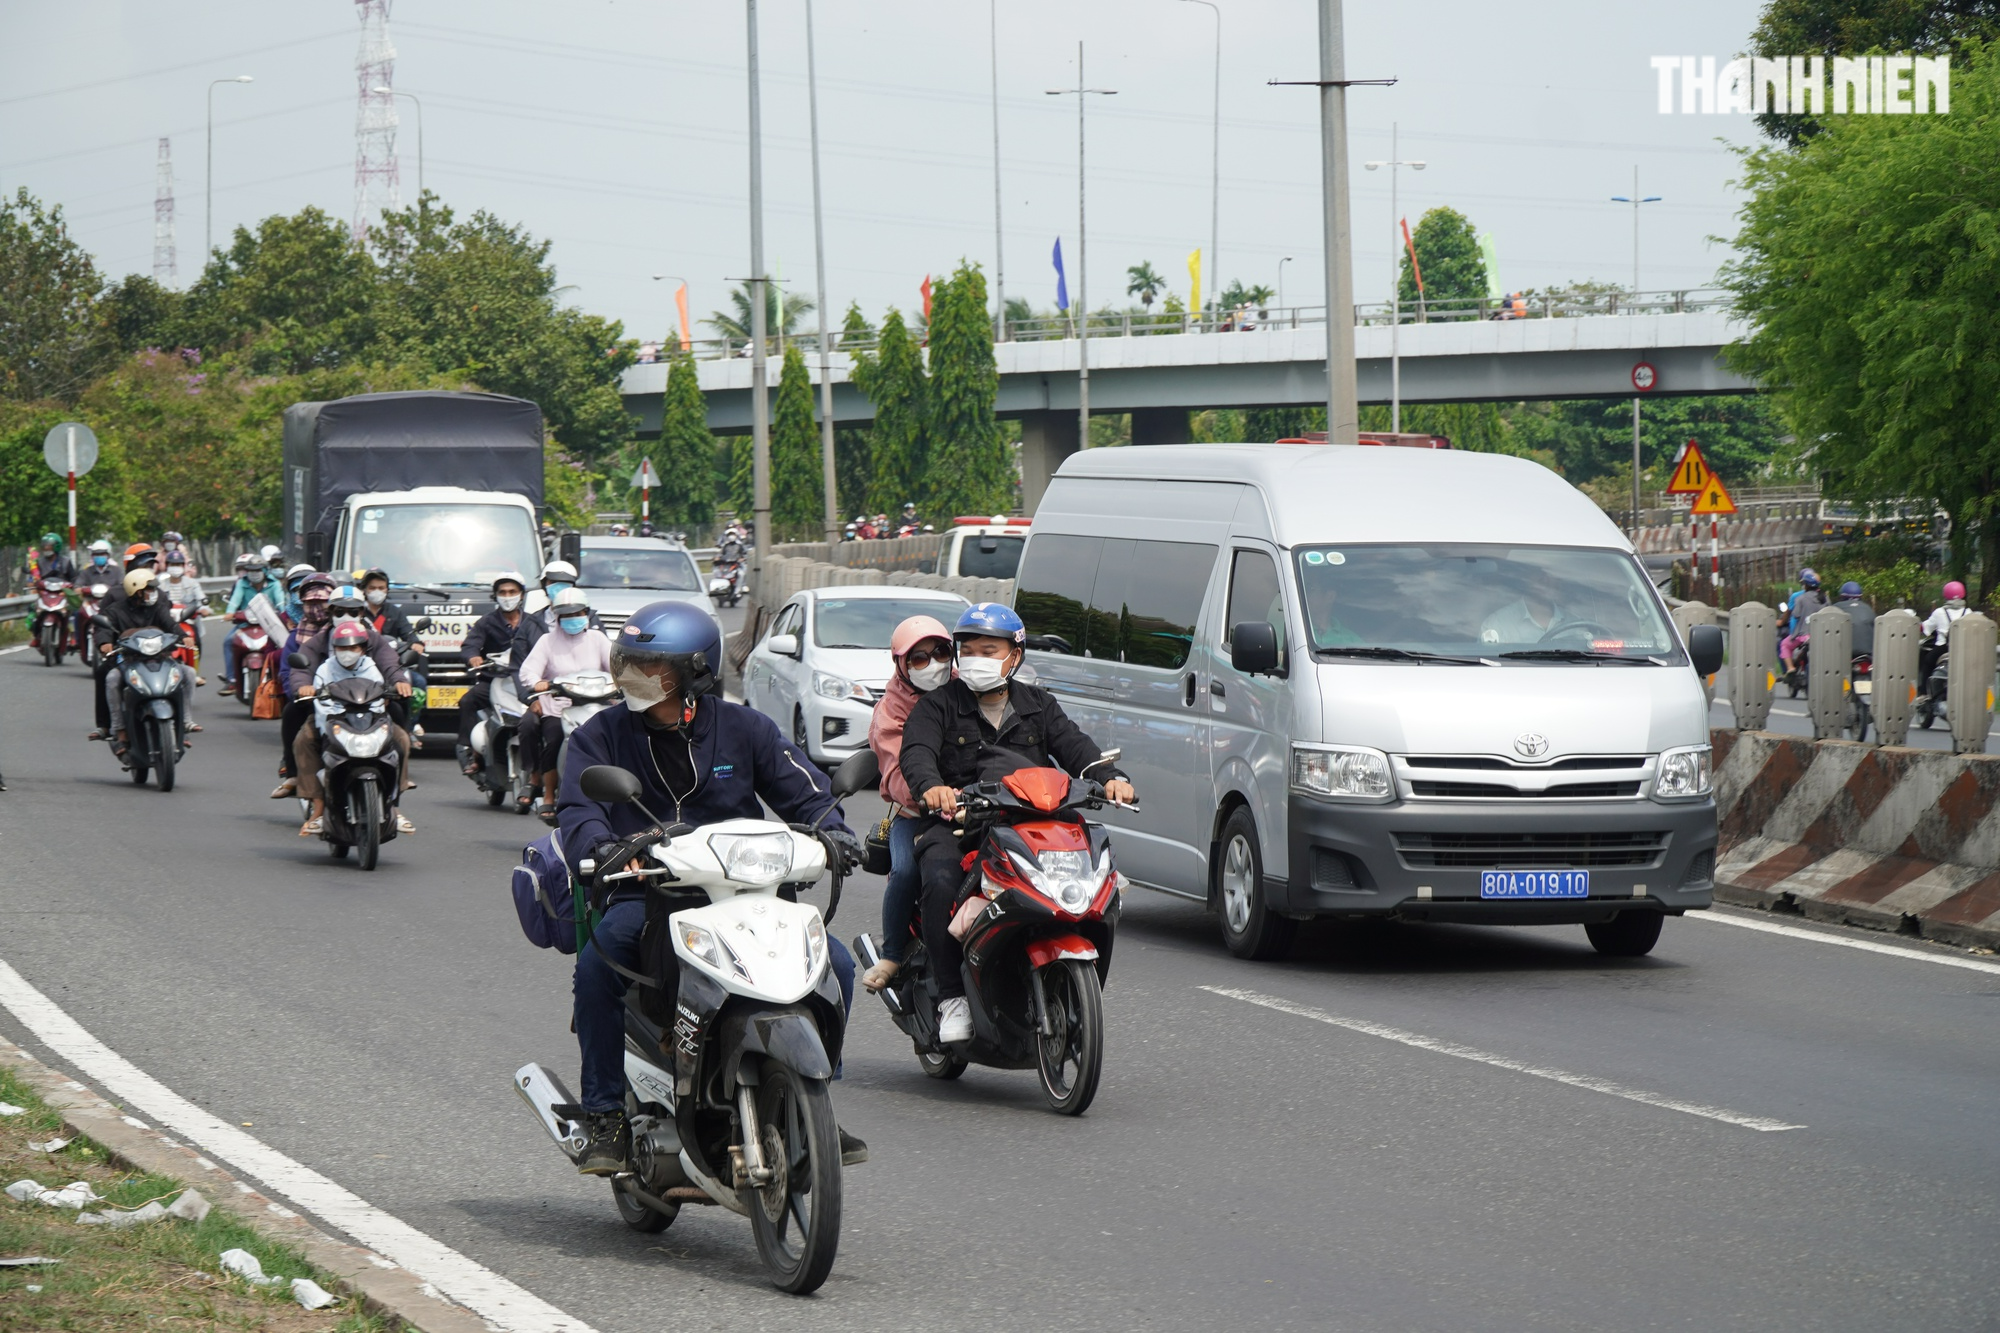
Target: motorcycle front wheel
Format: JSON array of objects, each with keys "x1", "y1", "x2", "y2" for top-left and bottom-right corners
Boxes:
[
  {"x1": 749, "y1": 1063, "x2": 841, "y2": 1295},
  {"x1": 151, "y1": 721, "x2": 175, "y2": 793},
  {"x1": 1035, "y1": 958, "x2": 1104, "y2": 1116},
  {"x1": 355, "y1": 783, "x2": 382, "y2": 871},
  {"x1": 42, "y1": 633, "x2": 59, "y2": 668}
]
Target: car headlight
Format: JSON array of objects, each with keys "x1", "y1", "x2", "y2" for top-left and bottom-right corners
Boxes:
[
  {"x1": 1653, "y1": 744, "x2": 1712, "y2": 799},
  {"x1": 342, "y1": 728, "x2": 389, "y2": 757},
  {"x1": 1291, "y1": 743, "x2": 1393, "y2": 801},
  {"x1": 812, "y1": 670, "x2": 871, "y2": 702},
  {"x1": 1009, "y1": 848, "x2": 1104, "y2": 913},
  {"x1": 708, "y1": 832, "x2": 795, "y2": 884},
  {"x1": 803, "y1": 914, "x2": 827, "y2": 976}
]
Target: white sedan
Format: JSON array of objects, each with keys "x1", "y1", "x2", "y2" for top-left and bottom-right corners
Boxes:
[{"x1": 744, "y1": 586, "x2": 969, "y2": 766}]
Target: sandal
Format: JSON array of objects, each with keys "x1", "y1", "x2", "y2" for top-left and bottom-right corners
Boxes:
[
  {"x1": 186, "y1": 722, "x2": 203, "y2": 734},
  {"x1": 299, "y1": 816, "x2": 323, "y2": 837},
  {"x1": 270, "y1": 778, "x2": 297, "y2": 799},
  {"x1": 395, "y1": 812, "x2": 416, "y2": 835}
]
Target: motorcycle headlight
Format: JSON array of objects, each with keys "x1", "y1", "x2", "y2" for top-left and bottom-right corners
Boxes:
[
  {"x1": 708, "y1": 832, "x2": 795, "y2": 884},
  {"x1": 343, "y1": 728, "x2": 389, "y2": 758},
  {"x1": 128, "y1": 670, "x2": 144, "y2": 688},
  {"x1": 803, "y1": 914, "x2": 827, "y2": 976},
  {"x1": 681, "y1": 921, "x2": 752, "y2": 981},
  {"x1": 1009, "y1": 848, "x2": 1099, "y2": 913},
  {"x1": 813, "y1": 670, "x2": 871, "y2": 702},
  {"x1": 1290, "y1": 743, "x2": 1394, "y2": 801},
  {"x1": 1653, "y1": 745, "x2": 1713, "y2": 800}
]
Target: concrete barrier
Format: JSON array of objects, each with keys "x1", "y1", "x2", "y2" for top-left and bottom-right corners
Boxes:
[{"x1": 1711, "y1": 729, "x2": 2000, "y2": 948}]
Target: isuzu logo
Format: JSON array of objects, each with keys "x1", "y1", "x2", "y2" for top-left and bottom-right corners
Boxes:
[{"x1": 1513, "y1": 733, "x2": 1549, "y2": 758}]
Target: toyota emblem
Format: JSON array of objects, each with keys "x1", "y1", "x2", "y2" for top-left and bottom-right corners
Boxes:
[{"x1": 1514, "y1": 733, "x2": 1549, "y2": 758}]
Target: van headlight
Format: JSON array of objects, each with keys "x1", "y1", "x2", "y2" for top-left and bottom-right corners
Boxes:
[
  {"x1": 1290, "y1": 743, "x2": 1393, "y2": 801},
  {"x1": 708, "y1": 832, "x2": 795, "y2": 883},
  {"x1": 1653, "y1": 745, "x2": 1712, "y2": 800}
]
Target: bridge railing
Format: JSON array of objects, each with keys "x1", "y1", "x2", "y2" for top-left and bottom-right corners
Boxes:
[{"x1": 630, "y1": 289, "x2": 1737, "y2": 363}]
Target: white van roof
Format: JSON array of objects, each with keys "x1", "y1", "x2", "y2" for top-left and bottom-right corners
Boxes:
[{"x1": 1052, "y1": 443, "x2": 1631, "y2": 550}]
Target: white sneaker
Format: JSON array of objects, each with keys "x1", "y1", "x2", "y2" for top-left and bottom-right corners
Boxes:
[{"x1": 938, "y1": 996, "x2": 973, "y2": 1044}]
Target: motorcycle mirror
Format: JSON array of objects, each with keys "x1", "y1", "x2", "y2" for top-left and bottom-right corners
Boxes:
[
  {"x1": 1081, "y1": 748, "x2": 1122, "y2": 774},
  {"x1": 412, "y1": 616, "x2": 434, "y2": 632},
  {"x1": 579, "y1": 764, "x2": 643, "y2": 804},
  {"x1": 828, "y1": 748, "x2": 880, "y2": 800},
  {"x1": 287, "y1": 652, "x2": 310, "y2": 670}
]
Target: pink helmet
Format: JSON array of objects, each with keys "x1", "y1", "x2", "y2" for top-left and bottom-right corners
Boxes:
[
  {"x1": 1943, "y1": 580, "x2": 1967, "y2": 601},
  {"x1": 890, "y1": 614, "x2": 953, "y2": 661}
]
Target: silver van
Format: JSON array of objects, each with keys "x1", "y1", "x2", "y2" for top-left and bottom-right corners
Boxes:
[{"x1": 1015, "y1": 444, "x2": 1722, "y2": 960}]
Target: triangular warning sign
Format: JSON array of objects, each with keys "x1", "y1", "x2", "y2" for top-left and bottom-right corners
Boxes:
[
  {"x1": 1666, "y1": 440, "x2": 1709, "y2": 495},
  {"x1": 1690, "y1": 472, "x2": 1737, "y2": 515}
]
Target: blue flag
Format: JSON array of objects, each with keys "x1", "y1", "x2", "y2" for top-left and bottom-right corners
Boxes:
[{"x1": 1052, "y1": 237, "x2": 1069, "y2": 312}]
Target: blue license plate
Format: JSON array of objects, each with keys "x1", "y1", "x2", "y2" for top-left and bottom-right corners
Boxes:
[{"x1": 1480, "y1": 870, "x2": 1590, "y2": 899}]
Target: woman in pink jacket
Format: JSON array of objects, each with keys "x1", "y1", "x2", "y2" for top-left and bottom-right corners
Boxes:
[
  {"x1": 517, "y1": 587, "x2": 613, "y2": 823},
  {"x1": 862, "y1": 614, "x2": 954, "y2": 991}
]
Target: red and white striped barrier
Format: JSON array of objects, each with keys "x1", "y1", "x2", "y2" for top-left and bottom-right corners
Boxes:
[{"x1": 1712, "y1": 730, "x2": 2000, "y2": 948}]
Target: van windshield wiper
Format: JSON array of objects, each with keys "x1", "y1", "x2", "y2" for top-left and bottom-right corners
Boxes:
[
  {"x1": 1312, "y1": 646, "x2": 1487, "y2": 665},
  {"x1": 1496, "y1": 649, "x2": 1659, "y2": 664}
]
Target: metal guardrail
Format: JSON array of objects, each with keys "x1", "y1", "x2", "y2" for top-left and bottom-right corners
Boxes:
[{"x1": 0, "y1": 574, "x2": 236, "y2": 626}]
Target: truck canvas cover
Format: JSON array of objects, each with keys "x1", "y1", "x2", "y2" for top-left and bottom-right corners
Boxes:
[{"x1": 282, "y1": 390, "x2": 544, "y2": 544}]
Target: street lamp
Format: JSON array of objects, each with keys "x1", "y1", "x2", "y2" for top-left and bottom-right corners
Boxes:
[
  {"x1": 1610, "y1": 167, "x2": 1663, "y2": 528},
  {"x1": 1364, "y1": 123, "x2": 1424, "y2": 432},
  {"x1": 1278, "y1": 255, "x2": 1294, "y2": 311},
  {"x1": 651, "y1": 274, "x2": 689, "y2": 352},
  {"x1": 1047, "y1": 44, "x2": 1116, "y2": 452},
  {"x1": 804, "y1": 0, "x2": 839, "y2": 542},
  {"x1": 745, "y1": 0, "x2": 771, "y2": 582},
  {"x1": 1181, "y1": 0, "x2": 1220, "y2": 322},
  {"x1": 371, "y1": 87, "x2": 422, "y2": 199},
  {"x1": 206, "y1": 74, "x2": 253, "y2": 258},
  {"x1": 990, "y1": 0, "x2": 1006, "y2": 341}
]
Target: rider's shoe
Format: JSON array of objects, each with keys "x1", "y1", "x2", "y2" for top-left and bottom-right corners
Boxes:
[
  {"x1": 270, "y1": 777, "x2": 297, "y2": 799},
  {"x1": 838, "y1": 1127, "x2": 868, "y2": 1165},
  {"x1": 576, "y1": 1110, "x2": 630, "y2": 1176},
  {"x1": 395, "y1": 812, "x2": 415, "y2": 835},
  {"x1": 938, "y1": 996, "x2": 973, "y2": 1043}
]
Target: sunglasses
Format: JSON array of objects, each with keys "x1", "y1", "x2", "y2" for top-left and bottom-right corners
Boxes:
[{"x1": 903, "y1": 647, "x2": 950, "y2": 668}]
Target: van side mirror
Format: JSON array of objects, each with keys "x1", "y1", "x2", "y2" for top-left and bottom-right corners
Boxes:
[
  {"x1": 1230, "y1": 621, "x2": 1281, "y2": 675},
  {"x1": 829, "y1": 748, "x2": 880, "y2": 799},
  {"x1": 303, "y1": 532, "x2": 328, "y2": 569},
  {"x1": 580, "y1": 764, "x2": 642, "y2": 804},
  {"x1": 1687, "y1": 624, "x2": 1724, "y2": 677},
  {"x1": 559, "y1": 531, "x2": 583, "y2": 566}
]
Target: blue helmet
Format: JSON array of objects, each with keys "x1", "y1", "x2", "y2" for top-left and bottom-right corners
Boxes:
[
  {"x1": 954, "y1": 602, "x2": 1025, "y2": 644},
  {"x1": 1798, "y1": 568, "x2": 1820, "y2": 589},
  {"x1": 1839, "y1": 581, "x2": 1864, "y2": 599},
  {"x1": 610, "y1": 600, "x2": 721, "y2": 700}
]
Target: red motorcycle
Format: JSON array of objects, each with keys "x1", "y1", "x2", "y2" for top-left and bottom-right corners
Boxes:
[
  {"x1": 76, "y1": 580, "x2": 110, "y2": 659},
  {"x1": 226, "y1": 612, "x2": 275, "y2": 712},
  {"x1": 31, "y1": 579, "x2": 71, "y2": 667},
  {"x1": 855, "y1": 752, "x2": 1128, "y2": 1115}
]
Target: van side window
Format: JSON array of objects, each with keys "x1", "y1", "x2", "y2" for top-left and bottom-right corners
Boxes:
[
  {"x1": 1225, "y1": 549, "x2": 1287, "y2": 668},
  {"x1": 1090, "y1": 539, "x2": 1218, "y2": 670},
  {"x1": 1014, "y1": 535, "x2": 1101, "y2": 656}
]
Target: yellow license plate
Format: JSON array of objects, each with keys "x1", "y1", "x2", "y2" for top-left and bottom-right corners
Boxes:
[{"x1": 428, "y1": 685, "x2": 468, "y2": 710}]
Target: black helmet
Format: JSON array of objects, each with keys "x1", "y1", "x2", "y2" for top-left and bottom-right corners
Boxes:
[{"x1": 609, "y1": 600, "x2": 721, "y2": 701}]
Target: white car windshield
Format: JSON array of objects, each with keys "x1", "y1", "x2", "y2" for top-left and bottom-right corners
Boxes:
[
  {"x1": 347, "y1": 504, "x2": 542, "y2": 589},
  {"x1": 814, "y1": 598, "x2": 966, "y2": 650},
  {"x1": 578, "y1": 547, "x2": 702, "y2": 591},
  {"x1": 1294, "y1": 545, "x2": 1681, "y2": 662}
]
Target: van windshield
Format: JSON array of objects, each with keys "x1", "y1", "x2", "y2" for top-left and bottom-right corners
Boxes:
[
  {"x1": 348, "y1": 503, "x2": 542, "y2": 589},
  {"x1": 957, "y1": 533, "x2": 1025, "y2": 578},
  {"x1": 578, "y1": 546, "x2": 701, "y2": 591},
  {"x1": 1293, "y1": 545, "x2": 1680, "y2": 662}
]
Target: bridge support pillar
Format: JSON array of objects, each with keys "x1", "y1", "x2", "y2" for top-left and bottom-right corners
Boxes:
[
  {"x1": 1020, "y1": 411, "x2": 1081, "y2": 514},
  {"x1": 1130, "y1": 407, "x2": 1190, "y2": 447}
]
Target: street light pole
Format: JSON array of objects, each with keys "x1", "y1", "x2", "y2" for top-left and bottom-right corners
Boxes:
[
  {"x1": 746, "y1": 0, "x2": 771, "y2": 585},
  {"x1": 373, "y1": 87, "x2": 423, "y2": 198},
  {"x1": 1278, "y1": 255, "x2": 1293, "y2": 310},
  {"x1": 804, "y1": 0, "x2": 839, "y2": 543},
  {"x1": 1182, "y1": 0, "x2": 1220, "y2": 323},
  {"x1": 1317, "y1": 0, "x2": 1359, "y2": 443},
  {"x1": 1048, "y1": 45, "x2": 1116, "y2": 453},
  {"x1": 1364, "y1": 124, "x2": 1424, "y2": 432},
  {"x1": 650, "y1": 274, "x2": 689, "y2": 351},
  {"x1": 990, "y1": 0, "x2": 1006, "y2": 341},
  {"x1": 1611, "y1": 167, "x2": 1663, "y2": 528},
  {"x1": 205, "y1": 75, "x2": 253, "y2": 259}
]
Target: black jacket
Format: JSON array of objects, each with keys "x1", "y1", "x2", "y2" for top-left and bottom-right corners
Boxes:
[
  {"x1": 288, "y1": 621, "x2": 409, "y2": 694},
  {"x1": 899, "y1": 679, "x2": 1124, "y2": 797},
  {"x1": 370, "y1": 602, "x2": 416, "y2": 644},
  {"x1": 1835, "y1": 599, "x2": 1877, "y2": 656},
  {"x1": 92, "y1": 594, "x2": 178, "y2": 654},
  {"x1": 462, "y1": 608, "x2": 525, "y2": 664}
]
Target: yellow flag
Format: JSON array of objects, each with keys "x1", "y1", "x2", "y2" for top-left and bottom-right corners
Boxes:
[{"x1": 1187, "y1": 248, "x2": 1203, "y2": 313}]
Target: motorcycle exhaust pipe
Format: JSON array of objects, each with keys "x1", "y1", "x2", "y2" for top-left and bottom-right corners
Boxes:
[{"x1": 513, "y1": 1063, "x2": 588, "y2": 1159}]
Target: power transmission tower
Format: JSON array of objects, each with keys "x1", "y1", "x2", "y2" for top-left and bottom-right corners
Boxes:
[
  {"x1": 153, "y1": 137, "x2": 177, "y2": 284},
  {"x1": 352, "y1": 0, "x2": 400, "y2": 240}
]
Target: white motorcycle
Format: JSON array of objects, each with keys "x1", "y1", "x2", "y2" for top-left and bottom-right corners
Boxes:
[
  {"x1": 537, "y1": 669, "x2": 620, "y2": 783},
  {"x1": 514, "y1": 749, "x2": 877, "y2": 1295},
  {"x1": 466, "y1": 650, "x2": 531, "y2": 811}
]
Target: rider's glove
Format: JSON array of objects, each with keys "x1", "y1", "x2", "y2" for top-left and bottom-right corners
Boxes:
[{"x1": 820, "y1": 828, "x2": 863, "y2": 875}]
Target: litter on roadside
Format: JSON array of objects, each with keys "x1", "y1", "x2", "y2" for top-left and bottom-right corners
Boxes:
[
  {"x1": 6, "y1": 1179, "x2": 103, "y2": 1209},
  {"x1": 292, "y1": 1277, "x2": 339, "y2": 1310},
  {"x1": 0, "y1": 1102, "x2": 27, "y2": 1116},
  {"x1": 167, "y1": 1188, "x2": 211, "y2": 1222},
  {"x1": 26, "y1": 1138, "x2": 70, "y2": 1153},
  {"x1": 218, "y1": 1247, "x2": 286, "y2": 1287},
  {"x1": 77, "y1": 1200, "x2": 168, "y2": 1228},
  {"x1": 0, "y1": 1256, "x2": 60, "y2": 1267}
]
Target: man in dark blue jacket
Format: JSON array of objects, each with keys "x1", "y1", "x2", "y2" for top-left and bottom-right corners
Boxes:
[{"x1": 557, "y1": 600, "x2": 862, "y2": 1174}]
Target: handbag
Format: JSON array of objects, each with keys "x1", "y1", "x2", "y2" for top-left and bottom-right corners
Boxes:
[
  {"x1": 250, "y1": 671, "x2": 283, "y2": 720},
  {"x1": 863, "y1": 815, "x2": 894, "y2": 876}
]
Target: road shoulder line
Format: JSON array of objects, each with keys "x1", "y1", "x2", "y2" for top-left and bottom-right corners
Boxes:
[
  {"x1": 1689, "y1": 908, "x2": 2000, "y2": 975},
  {"x1": 0, "y1": 959, "x2": 596, "y2": 1333}
]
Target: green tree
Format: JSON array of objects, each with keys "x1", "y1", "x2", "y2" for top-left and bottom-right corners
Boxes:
[
  {"x1": 922, "y1": 262, "x2": 1011, "y2": 516},
  {"x1": 852, "y1": 307, "x2": 928, "y2": 515},
  {"x1": 178, "y1": 205, "x2": 376, "y2": 374},
  {"x1": 98, "y1": 275, "x2": 186, "y2": 355},
  {"x1": 1400, "y1": 206, "x2": 1487, "y2": 309},
  {"x1": 0, "y1": 400, "x2": 139, "y2": 545},
  {"x1": 1245, "y1": 406, "x2": 1326, "y2": 441},
  {"x1": 704, "y1": 282, "x2": 816, "y2": 349},
  {"x1": 1724, "y1": 41, "x2": 2000, "y2": 595},
  {"x1": 643, "y1": 352, "x2": 717, "y2": 529},
  {"x1": 769, "y1": 343, "x2": 824, "y2": 539},
  {"x1": 0, "y1": 189, "x2": 111, "y2": 401},
  {"x1": 1126, "y1": 261, "x2": 1165, "y2": 310},
  {"x1": 1750, "y1": 0, "x2": 1997, "y2": 144}
]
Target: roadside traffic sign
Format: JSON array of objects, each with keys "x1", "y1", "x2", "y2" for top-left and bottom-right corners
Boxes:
[
  {"x1": 1690, "y1": 472, "x2": 1737, "y2": 515},
  {"x1": 42, "y1": 421, "x2": 99, "y2": 478},
  {"x1": 630, "y1": 459, "x2": 659, "y2": 489},
  {"x1": 1631, "y1": 362, "x2": 1658, "y2": 392},
  {"x1": 1665, "y1": 440, "x2": 1709, "y2": 495}
]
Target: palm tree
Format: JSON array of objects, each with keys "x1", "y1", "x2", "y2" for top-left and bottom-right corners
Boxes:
[
  {"x1": 1243, "y1": 283, "x2": 1276, "y2": 317},
  {"x1": 703, "y1": 282, "x2": 817, "y2": 348},
  {"x1": 1126, "y1": 260, "x2": 1165, "y2": 311}
]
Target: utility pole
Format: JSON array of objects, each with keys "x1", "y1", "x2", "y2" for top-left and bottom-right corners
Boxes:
[
  {"x1": 205, "y1": 75, "x2": 252, "y2": 258},
  {"x1": 1611, "y1": 167, "x2": 1662, "y2": 527},
  {"x1": 1183, "y1": 0, "x2": 1221, "y2": 323},
  {"x1": 805, "y1": 0, "x2": 839, "y2": 542},
  {"x1": 747, "y1": 0, "x2": 772, "y2": 587},
  {"x1": 1047, "y1": 45, "x2": 1116, "y2": 452},
  {"x1": 990, "y1": 0, "x2": 1006, "y2": 341},
  {"x1": 1364, "y1": 124, "x2": 1424, "y2": 432},
  {"x1": 1317, "y1": 0, "x2": 1358, "y2": 442}
]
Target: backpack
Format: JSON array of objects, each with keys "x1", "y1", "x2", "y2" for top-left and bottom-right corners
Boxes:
[{"x1": 510, "y1": 829, "x2": 586, "y2": 953}]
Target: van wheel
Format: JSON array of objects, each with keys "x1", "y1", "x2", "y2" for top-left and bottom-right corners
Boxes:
[
  {"x1": 1215, "y1": 807, "x2": 1295, "y2": 960},
  {"x1": 1584, "y1": 911, "x2": 1663, "y2": 957}
]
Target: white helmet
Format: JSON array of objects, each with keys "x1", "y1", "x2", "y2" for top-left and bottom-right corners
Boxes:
[
  {"x1": 552, "y1": 587, "x2": 590, "y2": 611},
  {"x1": 540, "y1": 559, "x2": 578, "y2": 587},
  {"x1": 260, "y1": 544, "x2": 284, "y2": 565}
]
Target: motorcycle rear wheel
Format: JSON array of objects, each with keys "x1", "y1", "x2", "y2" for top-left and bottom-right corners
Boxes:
[
  {"x1": 748, "y1": 1063, "x2": 841, "y2": 1295},
  {"x1": 612, "y1": 1179, "x2": 677, "y2": 1233},
  {"x1": 916, "y1": 1046, "x2": 967, "y2": 1080},
  {"x1": 1035, "y1": 959, "x2": 1104, "y2": 1116},
  {"x1": 153, "y1": 723, "x2": 175, "y2": 793}
]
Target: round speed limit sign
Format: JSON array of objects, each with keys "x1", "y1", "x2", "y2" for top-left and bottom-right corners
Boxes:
[{"x1": 1631, "y1": 362, "x2": 1658, "y2": 393}]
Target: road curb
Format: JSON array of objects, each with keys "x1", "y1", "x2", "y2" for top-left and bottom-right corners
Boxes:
[{"x1": 0, "y1": 1035, "x2": 494, "y2": 1333}]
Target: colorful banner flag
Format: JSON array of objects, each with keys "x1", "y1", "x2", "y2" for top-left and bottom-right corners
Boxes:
[
  {"x1": 1400, "y1": 219, "x2": 1425, "y2": 298},
  {"x1": 674, "y1": 283, "x2": 691, "y2": 350},
  {"x1": 1052, "y1": 238, "x2": 1069, "y2": 312},
  {"x1": 1477, "y1": 232, "x2": 1502, "y2": 300},
  {"x1": 1187, "y1": 247, "x2": 1203, "y2": 313},
  {"x1": 921, "y1": 274, "x2": 933, "y2": 322}
]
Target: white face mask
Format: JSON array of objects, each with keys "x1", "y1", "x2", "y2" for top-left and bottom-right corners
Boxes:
[
  {"x1": 496, "y1": 594, "x2": 522, "y2": 612},
  {"x1": 615, "y1": 663, "x2": 669, "y2": 712},
  {"x1": 957, "y1": 654, "x2": 1011, "y2": 694},
  {"x1": 365, "y1": 589, "x2": 387, "y2": 607},
  {"x1": 334, "y1": 648, "x2": 364, "y2": 669},
  {"x1": 907, "y1": 661, "x2": 950, "y2": 692}
]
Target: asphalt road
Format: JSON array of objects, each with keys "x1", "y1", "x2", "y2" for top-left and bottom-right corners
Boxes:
[{"x1": 2, "y1": 639, "x2": 1997, "y2": 1332}]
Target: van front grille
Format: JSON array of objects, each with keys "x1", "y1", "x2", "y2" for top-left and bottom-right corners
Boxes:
[
  {"x1": 1394, "y1": 831, "x2": 1667, "y2": 870},
  {"x1": 1407, "y1": 780, "x2": 1642, "y2": 799}
]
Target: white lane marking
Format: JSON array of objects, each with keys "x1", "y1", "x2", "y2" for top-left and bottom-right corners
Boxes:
[
  {"x1": 0, "y1": 960, "x2": 597, "y2": 1333},
  {"x1": 1690, "y1": 909, "x2": 2000, "y2": 976},
  {"x1": 0, "y1": 644, "x2": 30, "y2": 656},
  {"x1": 1200, "y1": 985, "x2": 1805, "y2": 1132}
]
